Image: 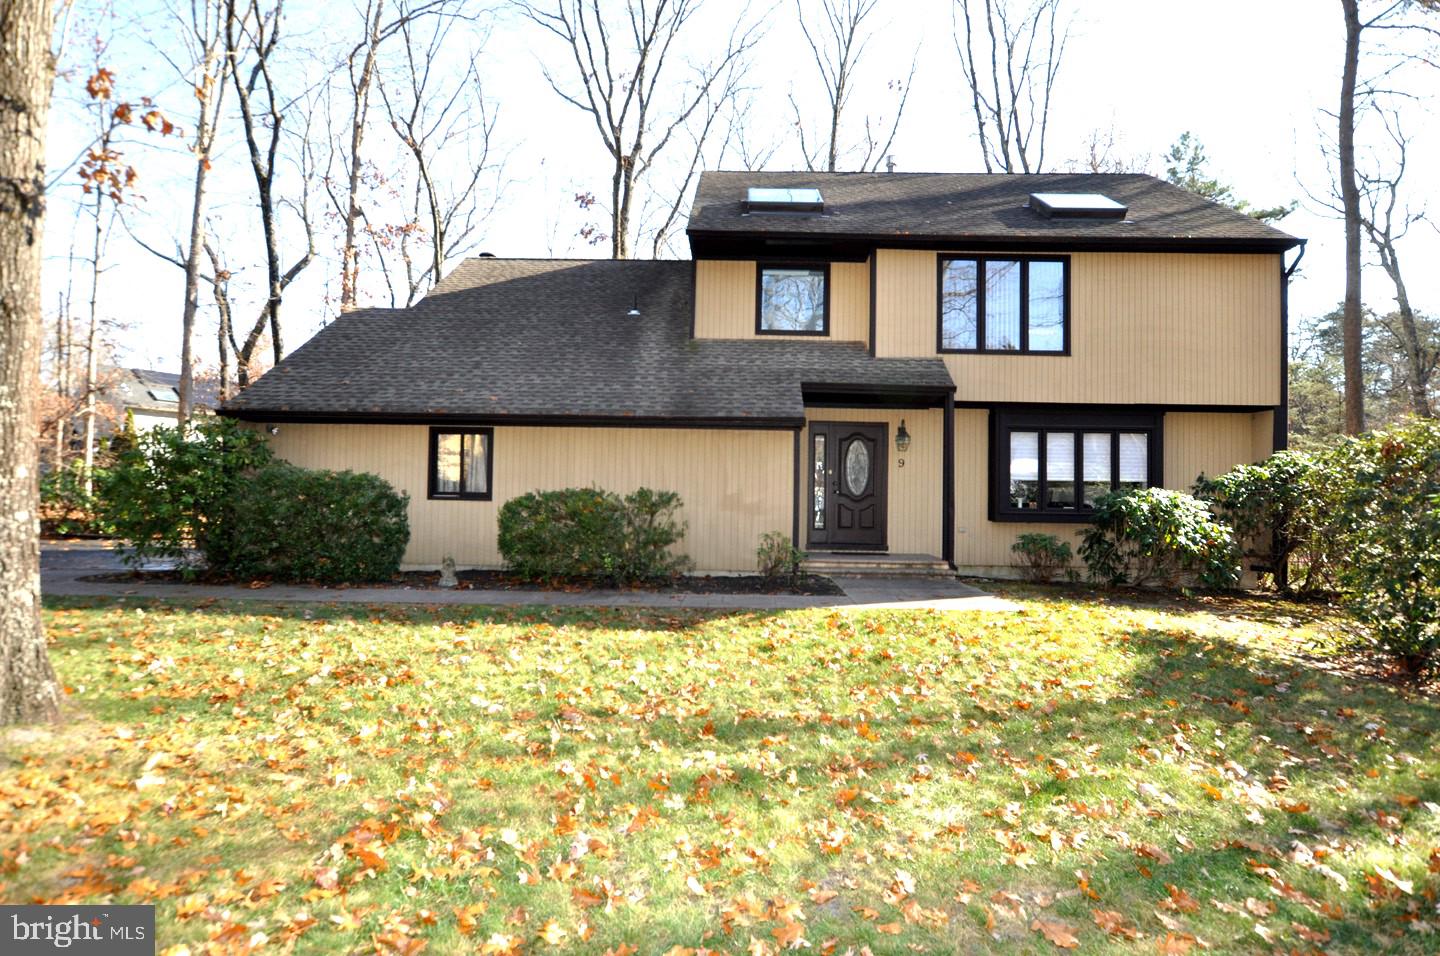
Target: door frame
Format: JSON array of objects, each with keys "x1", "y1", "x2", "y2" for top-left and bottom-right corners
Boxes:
[{"x1": 806, "y1": 420, "x2": 888, "y2": 551}]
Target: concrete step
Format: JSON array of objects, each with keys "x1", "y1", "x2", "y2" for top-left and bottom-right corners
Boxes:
[{"x1": 802, "y1": 552, "x2": 955, "y2": 579}]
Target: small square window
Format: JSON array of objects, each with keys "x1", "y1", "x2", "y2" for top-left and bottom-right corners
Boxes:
[
  {"x1": 757, "y1": 264, "x2": 828, "y2": 335},
  {"x1": 429, "y1": 428, "x2": 492, "y2": 500}
]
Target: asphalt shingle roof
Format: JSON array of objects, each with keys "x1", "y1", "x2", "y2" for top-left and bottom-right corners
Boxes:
[
  {"x1": 687, "y1": 171, "x2": 1302, "y2": 249},
  {"x1": 223, "y1": 259, "x2": 953, "y2": 424}
]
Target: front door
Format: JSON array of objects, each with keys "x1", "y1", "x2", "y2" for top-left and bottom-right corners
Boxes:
[{"x1": 807, "y1": 422, "x2": 887, "y2": 549}]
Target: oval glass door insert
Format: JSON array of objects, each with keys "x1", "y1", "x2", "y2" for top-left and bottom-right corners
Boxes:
[{"x1": 844, "y1": 439, "x2": 870, "y2": 496}]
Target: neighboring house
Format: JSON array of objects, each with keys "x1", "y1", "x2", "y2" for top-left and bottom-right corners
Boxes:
[
  {"x1": 105, "y1": 366, "x2": 218, "y2": 432},
  {"x1": 222, "y1": 172, "x2": 1303, "y2": 577}
]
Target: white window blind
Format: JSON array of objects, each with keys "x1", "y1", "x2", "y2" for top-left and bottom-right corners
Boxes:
[
  {"x1": 1046, "y1": 432, "x2": 1075, "y2": 480},
  {"x1": 1119, "y1": 433, "x2": 1148, "y2": 482},
  {"x1": 1083, "y1": 433, "x2": 1111, "y2": 481},
  {"x1": 1010, "y1": 432, "x2": 1039, "y2": 481}
]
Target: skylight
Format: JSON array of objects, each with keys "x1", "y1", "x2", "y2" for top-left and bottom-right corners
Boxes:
[
  {"x1": 1028, "y1": 192, "x2": 1128, "y2": 220},
  {"x1": 744, "y1": 186, "x2": 824, "y2": 214},
  {"x1": 148, "y1": 387, "x2": 180, "y2": 404}
]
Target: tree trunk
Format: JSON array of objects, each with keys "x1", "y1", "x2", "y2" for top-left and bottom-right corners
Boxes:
[
  {"x1": 340, "y1": 0, "x2": 384, "y2": 311},
  {"x1": 82, "y1": 190, "x2": 101, "y2": 496},
  {"x1": 0, "y1": 0, "x2": 63, "y2": 725},
  {"x1": 178, "y1": 59, "x2": 222, "y2": 426},
  {"x1": 1339, "y1": 0, "x2": 1365, "y2": 434}
]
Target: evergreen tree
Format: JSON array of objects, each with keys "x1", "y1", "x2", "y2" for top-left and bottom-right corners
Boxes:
[{"x1": 1164, "y1": 132, "x2": 1297, "y2": 223}]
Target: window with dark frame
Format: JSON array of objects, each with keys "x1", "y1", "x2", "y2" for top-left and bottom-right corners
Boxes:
[
  {"x1": 939, "y1": 256, "x2": 1068, "y2": 353},
  {"x1": 992, "y1": 412, "x2": 1158, "y2": 521},
  {"x1": 757, "y1": 263, "x2": 829, "y2": 335},
  {"x1": 428, "y1": 427, "x2": 493, "y2": 501}
]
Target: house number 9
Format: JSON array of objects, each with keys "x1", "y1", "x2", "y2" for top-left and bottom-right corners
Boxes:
[{"x1": 897, "y1": 458, "x2": 905, "y2": 468}]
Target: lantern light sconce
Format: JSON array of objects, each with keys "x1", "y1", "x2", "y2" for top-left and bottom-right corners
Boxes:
[{"x1": 895, "y1": 419, "x2": 911, "y2": 452}]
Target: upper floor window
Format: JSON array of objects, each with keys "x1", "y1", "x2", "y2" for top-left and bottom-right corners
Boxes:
[
  {"x1": 757, "y1": 263, "x2": 829, "y2": 335},
  {"x1": 428, "y1": 427, "x2": 492, "y2": 500},
  {"x1": 939, "y1": 256, "x2": 1068, "y2": 354}
]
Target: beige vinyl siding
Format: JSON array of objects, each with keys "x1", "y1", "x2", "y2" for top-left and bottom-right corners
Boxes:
[
  {"x1": 800, "y1": 407, "x2": 943, "y2": 556},
  {"x1": 873, "y1": 249, "x2": 1282, "y2": 407},
  {"x1": 954, "y1": 409, "x2": 1272, "y2": 577},
  {"x1": 266, "y1": 423, "x2": 793, "y2": 572},
  {"x1": 693, "y1": 259, "x2": 869, "y2": 343},
  {"x1": 1164, "y1": 412, "x2": 1272, "y2": 490}
]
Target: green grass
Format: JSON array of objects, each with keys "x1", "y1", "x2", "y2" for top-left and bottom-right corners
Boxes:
[{"x1": 4, "y1": 590, "x2": 1439, "y2": 954}]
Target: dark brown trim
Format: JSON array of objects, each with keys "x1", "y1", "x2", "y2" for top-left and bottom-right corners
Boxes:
[
  {"x1": 955, "y1": 400, "x2": 1272, "y2": 414},
  {"x1": 427, "y1": 426, "x2": 494, "y2": 501},
  {"x1": 688, "y1": 230, "x2": 1303, "y2": 260},
  {"x1": 987, "y1": 409, "x2": 1163, "y2": 523},
  {"x1": 1275, "y1": 241, "x2": 1306, "y2": 452},
  {"x1": 225, "y1": 409, "x2": 804, "y2": 430},
  {"x1": 942, "y1": 393, "x2": 955, "y2": 567},
  {"x1": 801, "y1": 382, "x2": 953, "y2": 409},
  {"x1": 937, "y1": 255, "x2": 1070, "y2": 355},
  {"x1": 755, "y1": 261, "x2": 831, "y2": 336},
  {"x1": 867, "y1": 252, "x2": 877, "y2": 357},
  {"x1": 688, "y1": 257, "x2": 698, "y2": 340},
  {"x1": 791, "y1": 427, "x2": 801, "y2": 547}
]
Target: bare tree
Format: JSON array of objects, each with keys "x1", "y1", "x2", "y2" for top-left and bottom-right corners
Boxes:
[
  {"x1": 952, "y1": 0, "x2": 1068, "y2": 174},
  {"x1": 224, "y1": 0, "x2": 315, "y2": 368},
  {"x1": 377, "y1": 7, "x2": 502, "y2": 303},
  {"x1": 518, "y1": 0, "x2": 760, "y2": 259},
  {"x1": 1356, "y1": 112, "x2": 1435, "y2": 416},
  {"x1": 1333, "y1": 0, "x2": 1438, "y2": 433},
  {"x1": 1064, "y1": 126, "x2": 1149, "y2": 174},
  {"x1": 1339, "y1": 0, "x2": 1366, "y2": 433},
  {"x1": 0, "y1": 0, "x2": 63, "y2": 724},
  {"x1": 168, "y1": 0, "x2": 229, "y2": 425},
  {"x1": 788, "y1": 0, "x2": 916, "y2": 173}
]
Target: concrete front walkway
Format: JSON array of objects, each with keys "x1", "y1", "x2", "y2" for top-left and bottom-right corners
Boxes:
[{"x1": 40, "y1": 540, "x2": 1018, "y2": 612}]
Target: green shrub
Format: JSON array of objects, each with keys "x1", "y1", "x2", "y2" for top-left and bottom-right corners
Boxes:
[
  {"x1": 219, "y1": 462, "x2": 410, "y2": 583},
  {"x1": 1079, "y1": 488, "x2": 1240, "y2": 589},
  {"x1": 1010, "y1": 532, "x2": 1072, "y2": 583},
  {"x1": 1330, "y1": 418, "x2": 1440, "y2": 681},
  {"x1": 498, "y1": 487, "x2": 690, "y2": 585},
  {"x1": 1195, "y1": 451, "x2": 1317, "y2": 592},
  {"x1": 40, "y1": 461, "x2": 113, "y2": 537},
  {"x1": 99, "y1": 418, "x2": 272, "y2": 575},
  {"x1": 756, "y1": 531, "x2": 805, "y2": 585}
]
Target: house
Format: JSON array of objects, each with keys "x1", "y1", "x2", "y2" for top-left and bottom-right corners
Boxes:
[
  {"x1": 221, "y1": 172, "x2": 1303, "y2": 578},
  {"x1": 105, "y1": 366, "x2": 218, "y2": 432}
]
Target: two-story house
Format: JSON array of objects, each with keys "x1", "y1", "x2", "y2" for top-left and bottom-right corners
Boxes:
[{"x1": 221, "y1": 171, "x2": 1304, "y2": 578}]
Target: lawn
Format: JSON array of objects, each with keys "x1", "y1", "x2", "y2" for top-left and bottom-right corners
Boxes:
[{"x1": 4, "y1": 591, "x2": 1439, "y2": 954}]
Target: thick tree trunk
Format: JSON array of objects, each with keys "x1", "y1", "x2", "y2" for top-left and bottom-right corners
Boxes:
[
  {"x1": 178, "y1": 66, "x2": 221, "y2": 425},
  {"x1": 0, "y1": 0, "x2": 63, "y2": 725},
  {"x1": 1339, "y1": 0, "x2": 1365, "y2": 434}
]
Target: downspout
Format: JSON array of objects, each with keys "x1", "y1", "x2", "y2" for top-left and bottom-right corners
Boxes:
[{"x1": 1274, "y1": 239, "x2": 1308, "y2": 452}]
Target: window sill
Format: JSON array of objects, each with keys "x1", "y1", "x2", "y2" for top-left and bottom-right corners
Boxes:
[
  {"x1": 939, "y1": 348, "x2": 1070, "y2": 356},
  {"x1": 992, "y1": 510, "x2": 1096, "y2": 524},
  {"x1": 428, "y1": 493, "x2": 493, "y2": 502}
]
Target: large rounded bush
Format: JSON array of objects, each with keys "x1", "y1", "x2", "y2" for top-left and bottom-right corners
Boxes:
[
  {"x1": 220, "y1": 462, "x2": 410, "y2": 583},
  {"x1": 1079, "y1": 487, "x2": 1240, "y2": 589},
  {"x1": 498, "y1": 487, "x2": 689, "y2": 585}
]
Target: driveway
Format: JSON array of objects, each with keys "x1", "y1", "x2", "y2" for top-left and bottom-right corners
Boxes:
[{"x1": 40, "y1": 540, "x2": 1018, "y2": 612}]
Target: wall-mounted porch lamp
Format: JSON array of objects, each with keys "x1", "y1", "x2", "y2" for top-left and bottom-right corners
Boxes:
[{"x1": 895, "y1": 419, "x2": 911, "y2": 453}]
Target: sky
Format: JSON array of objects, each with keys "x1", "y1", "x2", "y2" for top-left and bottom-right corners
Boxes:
[{"x1": 40, "y1": 0, "x2": 1439, "y2": 374}]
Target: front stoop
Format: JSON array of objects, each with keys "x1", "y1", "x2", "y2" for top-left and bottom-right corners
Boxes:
[{"x1": 803, "y1": 551, "x2": 954, "y2": 579}]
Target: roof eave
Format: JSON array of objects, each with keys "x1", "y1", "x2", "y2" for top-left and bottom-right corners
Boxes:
[
  {"x1": 220, "y1": 407, "x2": 806, "y2": 430},
  {"x1": 686, "y1": 228, "x2": 1303, "y2": 257}
]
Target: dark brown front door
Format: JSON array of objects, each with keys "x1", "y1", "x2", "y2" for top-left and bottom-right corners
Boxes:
[{"x1": 807, "y1": 422, "x2": 887, "y2": 550}]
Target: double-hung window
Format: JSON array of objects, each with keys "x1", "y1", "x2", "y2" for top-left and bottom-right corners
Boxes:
[
  {"x1": 428, "y1": 427, "x2": 492, "y2": 500},
  {"x1": 993, "y1": 411, "x2": 1158, "y2": 520},
  {"x1": 757, "y1": 263, "x2": 829, "y2": 334},
  {"x1": 939, "y1": 256, "x2": 1068, "y2": 353}
]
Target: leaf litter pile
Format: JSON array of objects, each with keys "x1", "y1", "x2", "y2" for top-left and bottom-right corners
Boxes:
[{"x1": 5, "y1": 593, "x2": 1440, "y2": 953}]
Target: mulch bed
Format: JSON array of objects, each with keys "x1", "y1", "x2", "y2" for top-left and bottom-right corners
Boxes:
[{"x1": 80, "y1": 568, "x2": 845, "y2": 596}]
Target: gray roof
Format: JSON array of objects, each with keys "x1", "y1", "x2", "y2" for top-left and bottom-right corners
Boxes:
[
  {"x1": 223, "y1": 259, "x2": 953, "y2": 425},
  {"x1": 104, "y1": 366, "x2": 219, "y2": 413},
  {"x1": 687, "y1": 171, "x2": 1302, "y2": 249}
]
